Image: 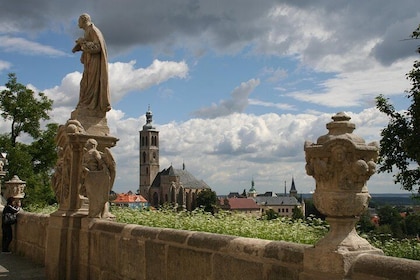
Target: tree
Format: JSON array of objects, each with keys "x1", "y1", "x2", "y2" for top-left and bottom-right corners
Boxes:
[
  {"x1": 262, "y1": 208, "x2": 278, "y2": 220},
  {"x1": 292, "y1": 206, "x2": 304, "y2": 220},
  {"x1": 0, "y1": 73, "x2": 53, "y2": 147},
  {"x1": 377, "y1": 205, "x2": 404, "y2": 238},
  {"x1": 196, "y1": 189, "x2": 217, "y2": 213},
  {"x1": 0, "y1": 73, "x2": 57, "y2": 206},
  {"x1": 375, "y1": 24, "x2": 420, "y2": 192},
  {"x1": 357, "y1": 210, "x2": 376, "y2": 234},
  {"x1": 404, "y1": 213, "x2": 420, "y2": 237},
  {"x1": 304, "y1": 198, "x2": 326, "y2": 219}
]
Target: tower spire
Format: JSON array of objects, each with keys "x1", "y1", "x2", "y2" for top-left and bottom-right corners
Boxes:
[
  {"x1": 289, "y1": 176, "x2": 298, "y2": 198},
  {"x1": 143, "y1": 105, "x2": 155, "y2": 130},
  {"x1": 248, "y1": 177, "x2": 257, "y2": 198},
  {"x1": 284, "y1": 181, "x2": 286, "y2": 197}
]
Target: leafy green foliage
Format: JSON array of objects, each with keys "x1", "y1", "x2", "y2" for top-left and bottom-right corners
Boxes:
[
  {"x1": 23, "y1": 203, "x2": 58, "y2": 214},
  {"x1": 368, "y1": 235, "x2": 420, "y2": 260},
  {"x1": 377, "y1": 205, "x2": 404, "y2": 238},
  {"x1": 196, "y1": 189, "x2": 217, "y2": 213},
  {"x1": 0, "y1": 73, "x2": 53, "y2": 146},
  {"x1": 404, "y1": 213, "x2": 420, "y2": 236},
  {"x1": 0, "y1": 73, "x2": 57, "y2": 206},
  {"x1": 262, "y1": 208, "x2": 279, "y2": 220},
  {"x1": 375, "y1": 25, "x2": 420, "y2": 192},
  {"x1": 304, "y1": 198, "x2": 326, "y2": 219},
  {"x1": 292, "y1": 206, "x2": 304, "y2": 220},
  {"x1": 357, "y1": 210, "x2": 376, "y2": 233}
]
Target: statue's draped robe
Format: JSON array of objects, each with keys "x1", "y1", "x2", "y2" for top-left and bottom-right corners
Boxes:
[{"x1": 78, "y1": 23, "x2": 111, "y2": 113}]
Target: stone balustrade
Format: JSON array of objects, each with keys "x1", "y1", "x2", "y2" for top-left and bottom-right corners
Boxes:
[{"x1": 2, "y1": 210, "x2": 419, "y2": 280}]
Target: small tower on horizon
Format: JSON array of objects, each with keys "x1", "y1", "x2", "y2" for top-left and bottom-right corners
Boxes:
[
  {"x1": 289, "y1": 176, "x2": 298, "y2": 198},
  {"x1": 247, "y1": 177, "x2": 257, "y2": 198},
  {"x1": 139, "y1": 106, "x2": 160, "y2": 199}
]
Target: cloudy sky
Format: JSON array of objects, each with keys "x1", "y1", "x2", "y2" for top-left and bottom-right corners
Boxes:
[{"x1": 1, "y1": 1, "x2": 419, "y2": 195}]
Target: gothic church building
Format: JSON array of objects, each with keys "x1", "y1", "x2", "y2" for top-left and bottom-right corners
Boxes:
[{"x1": 138, "y1": 108, "x2": 211, "y2": 210}]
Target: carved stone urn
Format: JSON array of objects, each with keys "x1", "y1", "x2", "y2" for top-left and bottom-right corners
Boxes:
[
  {"x1": 3, "y1": 175, "x2": 26, "y2": 199},
  {"x1": 301, "y1": 112, "x2": 382, "y2": 279}
]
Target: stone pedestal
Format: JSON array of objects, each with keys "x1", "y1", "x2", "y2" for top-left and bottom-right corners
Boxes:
[
  {"x1": 300, "y1": 247, "x2": 383, "y2": 280},
  {"x1": 45, "y1": 212, "x2": 86, "y2": 280},
  {"x1": 71, "y1": 108, "x2": 110, "y2": 136},
  {"x1": 45, "y1": 118, "x2": 118, "y2": 279},
  {"x1": 300, "y1": 112, "x2": 383, "y2": 279}
]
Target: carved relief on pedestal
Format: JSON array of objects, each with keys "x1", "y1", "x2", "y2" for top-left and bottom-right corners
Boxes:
[
  {"x1": 80, "y1": 138, "x2": 116, "y2": 219},
  {"x1": 51, "y1": 120, "x2": 86, "y2": 209}
]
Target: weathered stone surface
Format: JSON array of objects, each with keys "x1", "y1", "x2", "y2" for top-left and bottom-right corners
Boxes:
[
  {"x1": 301, "y1": 112, "x2": 383, "y2": 279},
  {"x1": 264, "y1": 241, "x2": 308, "y2": 264},
  {"x1": 158, "y1": 228, "x2": 190, "y2": 244},
  {"x1": 145, "y1": 242, "x2": 167, "y2": 280},
  {"x1": 119, "y1": 237, "x2": 145, "y2": 280},
  {"x1": 267, "y1": 264, "x2": 300, "y2": 280},
  {"x1": 187, "y1": 231, "x2": 235, "y2": 251},
  {"x1": 167, "y1": 246, "x2": 212, "y2": 280},
  {"x1": 350, "y1": 253, "x2": 420, "y2": 280},
  {"x1": 214, "y1": 254, "x2": 264, "y2": 280},
  {"x1": 5, "y1": 212, "x2": 420, "y2": 280}
]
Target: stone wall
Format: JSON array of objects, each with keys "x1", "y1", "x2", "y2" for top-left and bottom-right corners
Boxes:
[
  {"x1": 78, "y1": 219, "x2": 307, "y2": 280},
  {"x1": 2, "y1": 211, "x2": 420, "y2": 279},
  {"x1": 13, "y1": 211, "x2": 49, "y2": 265}
]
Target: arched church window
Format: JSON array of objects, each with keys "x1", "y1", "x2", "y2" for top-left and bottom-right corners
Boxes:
[{"x1": 142, "y1": 152, "x2": 147, "y2": 163}]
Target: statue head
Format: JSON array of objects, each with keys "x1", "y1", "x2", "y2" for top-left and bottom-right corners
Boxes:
[
  {"x1": 78, "y1": 13, "x2": 92, "y2": 28},
  {"x1": 85, "y1": 138, "x2": 98, "y2": 150}
]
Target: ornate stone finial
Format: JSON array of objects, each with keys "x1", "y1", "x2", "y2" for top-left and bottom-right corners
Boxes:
[
  {"x1": 4, "y1": 175, "x2": 26, "y2": 199},
  {"x1": 301, "y1": 112, "x2": 382, "y2": 279}
]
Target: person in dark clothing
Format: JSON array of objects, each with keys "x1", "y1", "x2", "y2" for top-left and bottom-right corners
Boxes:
[{"x1": 2, "y1": 197, "x2": 21, "y2": 253}]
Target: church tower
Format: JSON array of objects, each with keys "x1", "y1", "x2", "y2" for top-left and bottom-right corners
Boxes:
[
  {"x1": 289, "y1": 176, "x2": 298, "y2": 198},
  {"x1": 139, "y1": 106, "x2": 160, "y2": 199},
  {"x1": 247, "y1": 177, "x2": 257, "y2": 198}
]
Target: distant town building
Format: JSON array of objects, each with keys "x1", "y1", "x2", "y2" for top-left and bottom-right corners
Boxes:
[
  {"x1": 112, "y1": 191, "x2": 149, "y2": 209},
  {"x1": 251, "y1": 178, "x2": 305, "y2": 218},
  {"x1": 138, "y1": 107, "x2": 210, "y2": 210},
  {"x1": 227, "y1": 192, "x2": 244, "y2": 198},
  {"x1": 218, "y1": 197, "x2": 260, "y2": 216},
  {"x1": 255, "y1": 196, "x2": 304, "y2": 218}
]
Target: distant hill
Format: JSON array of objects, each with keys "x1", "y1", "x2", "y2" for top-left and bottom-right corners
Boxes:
[
  {"x1": 370, "y1": 193, "x2": 420, "y2": 206},
  {"x1": 302, "y1": 193, "x2": 420, "y2": 207}
]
